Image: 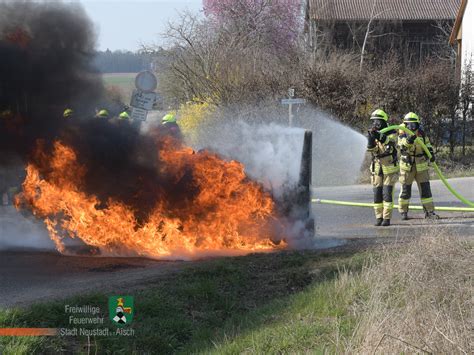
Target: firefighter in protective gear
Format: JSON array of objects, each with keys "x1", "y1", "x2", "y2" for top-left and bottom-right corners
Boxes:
[
  {"x1": 398, "y1": 112, "x2": 439, "y2": 220},
  {"x1": 161, "y1": 113, "x2": 182, "y2": 140},
  {"x1": 367, "y1": 109, "x2": 399, "y2": 227}
]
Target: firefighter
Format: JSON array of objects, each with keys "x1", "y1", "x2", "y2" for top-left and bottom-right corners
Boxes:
[
  {"x1": 367, "y1": 109, "x2": 399, "y2": 226},
  {"x1": 398, "y1": 112, "x2": 439, "y2": 220},
  {"x1": 161, "y1": 113, "x2": 182, "y2": 140}
]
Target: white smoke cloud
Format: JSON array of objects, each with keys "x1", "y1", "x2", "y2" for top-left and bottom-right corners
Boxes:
[
  {"x1": 0, "y1": 206, "x2": 55, "y2": 250},
  {"x1": 194, "y1": 121, "x2": 305, "y2": 198},
  {"x1": 188, "y1": 105, "x2": 367, "y2": 188}
]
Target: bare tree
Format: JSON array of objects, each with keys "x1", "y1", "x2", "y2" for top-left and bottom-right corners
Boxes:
[
  {"x1": 155, "y1": 4, "x2": 302, "y2": 107},
  {"x1": 360, "y1": 0, "x2": 380, "y2": 71}
]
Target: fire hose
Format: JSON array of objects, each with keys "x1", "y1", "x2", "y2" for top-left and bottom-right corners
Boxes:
[{"x1": 312, "y1": 124, "x2": 474, "y2": 212}]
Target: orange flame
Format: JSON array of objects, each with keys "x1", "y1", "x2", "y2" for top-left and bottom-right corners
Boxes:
[{"x1": 16, "y1": 138, "x2": 286, "y2": 259}]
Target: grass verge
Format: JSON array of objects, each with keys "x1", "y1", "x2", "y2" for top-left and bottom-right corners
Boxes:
[{"x1": 1, "y1": 234, "x2": 472, "y2": 354}]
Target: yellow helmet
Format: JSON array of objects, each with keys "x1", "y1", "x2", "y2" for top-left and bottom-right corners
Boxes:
[
  {"x1": 118, "y1": 111, "x2": 130, "y2": 120},
  {"x1": 97, "y1": 109, "x2": 109, "y2": 118},
  {"x1": 370, "y1": 109, "x2": 388, "y2": 121},
  {"x1": 63, "y1": 108, "x2": 73, "y2": 118},
  {"x1": 162, "y1": 113, "x2": 176, "y2": 124},
  {"x1": 403, "y1": 112, "x2": 420, "y2": 123}
]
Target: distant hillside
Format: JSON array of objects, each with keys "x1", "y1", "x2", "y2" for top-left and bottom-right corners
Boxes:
[{"x1": 93, "y1": 49, "x2": 153, "y2": 73}]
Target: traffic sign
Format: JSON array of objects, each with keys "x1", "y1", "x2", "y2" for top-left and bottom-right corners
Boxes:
[
  {"x1": 281, "y1": 98, "x2": 306, "y2": 105},
  {"x1": 131, "y1": 107, "x2": 148, "y2": 121},
  {"x1": 135, "y1": 71, "x2": 157, "y2": 92},
  {"x1": 130, "y1": 89, "x2": 156, "y2": 110}
]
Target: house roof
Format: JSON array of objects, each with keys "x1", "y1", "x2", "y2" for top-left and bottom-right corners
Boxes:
[
  {"x1": 308, "y1": 0, "x2": 461, "y2": 22},
  {"x1": 449, "y1": 0, "x2": 467, "y2": 44}
]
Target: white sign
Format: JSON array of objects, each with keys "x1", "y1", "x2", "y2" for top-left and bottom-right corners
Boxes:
[
  {"x1": 130, "y1": 89, "x2": 156, "y2": 110},
  {"x1": 281, "y1": 98, "x2": 306, "y2": 105},
  {"x1": 131, "y1": 107, "x2": 148, "y2": 121},
  {"x1": 135, "y1": 70, "x2": 157, "y2": 92}
]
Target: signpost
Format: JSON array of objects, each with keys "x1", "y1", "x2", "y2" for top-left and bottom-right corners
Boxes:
[
  {"x1": 130, "y1": 71, "x2": 158, "y2": 122},
  {"x1": 130, "y1": 107, "x2": 148, "y2": 121},
  {"x1": 281, "y1": 98, "x2": 306, "y2": 105},
  {"x1": 130, "y1": 89, "x2": 156, "y2": 110},
  {"x1": 281, "y1": 88, "x2": 306, "y2": 126},
  {"x1": 134, "y1": 70, "x2": 157, "y2": 93}
]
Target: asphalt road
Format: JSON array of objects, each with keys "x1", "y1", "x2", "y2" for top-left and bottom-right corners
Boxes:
[
  {"x1": 313, "y1": 177, "x2": 474, "y2": 240},
  {"x1": 1, "y1": 177, "x2": 473, "y2": 308}
]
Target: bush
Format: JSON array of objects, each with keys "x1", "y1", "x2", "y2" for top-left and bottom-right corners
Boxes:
[{"x1": 178, "y1": 99, "x2": 215, "y2": 145}]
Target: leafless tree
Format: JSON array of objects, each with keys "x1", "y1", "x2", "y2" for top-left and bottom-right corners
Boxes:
[{"x1": 155, "y1": 5, "x2": 302, "y2": 107}]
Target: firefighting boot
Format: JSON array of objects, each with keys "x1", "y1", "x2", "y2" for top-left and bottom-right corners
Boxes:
[
  {"x1": 401, "y1": 212, "x2": 408, "y2": 220},
  {"x1": 374, "y1": 218, "x2": 383, "y2": 226},
  {"x1": 381, "y1": 219, "x2": 390, "y2": 227},
  {"x1": 425, "y1": 211, "x2": 440, "y2": 220}
]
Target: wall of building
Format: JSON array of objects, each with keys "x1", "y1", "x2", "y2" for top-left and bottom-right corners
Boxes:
[{"x1": 461, "y1": 1, "x2": 474, "y2": 69}]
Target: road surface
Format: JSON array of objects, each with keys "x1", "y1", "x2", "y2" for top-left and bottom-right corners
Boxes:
[
  {"x1": 1, "y1": 177, "x2": 473, "y2": 308},
  {"x1": 313, "y1": 177, "x2": 474, "y2": 240}
]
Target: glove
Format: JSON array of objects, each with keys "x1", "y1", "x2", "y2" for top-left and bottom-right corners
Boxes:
[
  {"x1": 407, "y1": 135, "x2": 417, "y2": 144},
  {"x1": 428, "y1": 148, "x2": 436, "y2": 162},
  {"x1": 367, "y1": 131, "x2": 376, "y2": 148},
  {"x1": 368, "y1": 129, "x2": 382, "y2": 141}
]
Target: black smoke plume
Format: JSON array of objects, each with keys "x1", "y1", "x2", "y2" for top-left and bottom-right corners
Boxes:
[
  {"x1": 0, "y1": 1, "x2": 105, "y2": 156},
  {"x1": 0, "y1": 1, "x2": 163, "y2": 220}
]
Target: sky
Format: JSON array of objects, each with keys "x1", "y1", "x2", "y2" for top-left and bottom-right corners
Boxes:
[{"x1": 72, "y1": 0, "x2": 203, "y2": 51}]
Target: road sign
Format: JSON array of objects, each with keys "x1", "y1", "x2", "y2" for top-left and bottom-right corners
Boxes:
[
  {"x1": 130, "y1": 89, "x2": 156, "y2": 110},
  {"x1": 281, "y1": 98, "x2": 306, "y2": 105},
  {"x1": 135, "y1": 70, "x2": 157, "y2": 92},
  {"x1": 131, "y1": 107, "x2": 148, "y2": 121}
]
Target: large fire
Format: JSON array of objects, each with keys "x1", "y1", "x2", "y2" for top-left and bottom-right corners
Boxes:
[{"x1": 15, "y1": 136, "x2": 286, "y2": 259}]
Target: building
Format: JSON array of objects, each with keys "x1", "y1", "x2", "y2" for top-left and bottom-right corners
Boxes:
[
  {"x1": 305, "y1": 0, "x2": 460, "y2": 65},
  {"x1": 449, "y1": 0, "x2": 474, "y2": 148},
  {"x1": 450, "y1": 0, "x2": 474, "y2": 81}
]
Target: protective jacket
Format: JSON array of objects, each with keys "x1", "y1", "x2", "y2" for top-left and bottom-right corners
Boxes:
[
  {"x1": 398, "y1": 125, "x2": 433, "y2": 173},
  {"x1": 367, "y1": 130, "x2": 399, "y2": 175}
]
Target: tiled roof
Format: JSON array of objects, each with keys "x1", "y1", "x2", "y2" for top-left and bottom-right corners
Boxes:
[{"x1": 308, "y1": 0, "x2": 461, "y2": 21}]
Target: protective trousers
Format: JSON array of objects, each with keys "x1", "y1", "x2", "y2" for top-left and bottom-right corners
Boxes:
[
  {"x1": 398, "y1": 166, "x2": 434, "y2": 213},
  {"x1": 372, "y1": 173, "x2": 398, "y2": 219}
]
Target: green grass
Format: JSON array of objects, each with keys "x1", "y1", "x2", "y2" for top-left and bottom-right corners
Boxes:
[
  {"x1": 102, "y1": 73, "x2": 137, "y2": 102},
  {"x1": 0, "y1": 250, "x2": 371, "y2": 354}
]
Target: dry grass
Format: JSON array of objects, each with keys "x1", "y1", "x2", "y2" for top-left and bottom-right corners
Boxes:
[{"x1": 342, "y1": 231, "x2": 473, "y2": 354}]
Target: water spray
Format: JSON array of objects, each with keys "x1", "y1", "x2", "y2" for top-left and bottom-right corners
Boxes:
[{"x1": 312, "y1": 125, "x2": 474, "y2": 213}]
